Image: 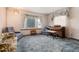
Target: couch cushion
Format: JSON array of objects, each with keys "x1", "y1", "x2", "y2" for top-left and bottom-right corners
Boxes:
[{"x1": 15, "y1": 32, "x2": 23, "y2": 40}]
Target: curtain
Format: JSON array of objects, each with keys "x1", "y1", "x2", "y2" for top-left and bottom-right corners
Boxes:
[
  {"x1": 24, "y1": 17, "x2": 27, "y2": 28},
  {"x1": 53, "y1": 15, "x2": 67, "y2": 27}
]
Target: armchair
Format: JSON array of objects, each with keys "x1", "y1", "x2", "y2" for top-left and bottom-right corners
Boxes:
[
  {"x1": 2, "y1": 27, "x2": 23, "y2": 40},
  {"x1": 8, "y1": 27, "x2": 23, "y2": 40}
]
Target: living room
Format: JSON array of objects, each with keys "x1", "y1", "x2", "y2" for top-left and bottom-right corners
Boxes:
[{"x1": 0, "y1": 7, "x2": 79, "y2": 52}]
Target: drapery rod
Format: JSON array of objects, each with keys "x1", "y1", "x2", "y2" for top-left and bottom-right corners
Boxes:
[{"x1": 24, "y1": 14, "x2": 39, "y2": 17}]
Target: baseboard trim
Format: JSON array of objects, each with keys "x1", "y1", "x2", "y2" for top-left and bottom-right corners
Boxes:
[{"x1": 66, "y1": 37, "x2": 79, "y2": 41}]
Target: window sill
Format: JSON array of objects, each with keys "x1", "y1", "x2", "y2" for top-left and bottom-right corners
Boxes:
[{"x1": 21, "y1": 28, "x2": 42, "y2": 30}]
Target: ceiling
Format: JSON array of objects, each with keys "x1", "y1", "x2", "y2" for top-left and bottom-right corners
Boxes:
[{"x1": 23, "y1": 7, "x2": 65, "y2": 14}]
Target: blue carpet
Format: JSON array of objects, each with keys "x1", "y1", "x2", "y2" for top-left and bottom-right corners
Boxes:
[{"x1": 17, "y1": 35, "x2": 79, "y2": 52}]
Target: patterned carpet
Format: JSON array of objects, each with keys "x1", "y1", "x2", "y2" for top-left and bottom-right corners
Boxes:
[{"x1": 17, "y1": 35, "x2": 79, "y2": 52}]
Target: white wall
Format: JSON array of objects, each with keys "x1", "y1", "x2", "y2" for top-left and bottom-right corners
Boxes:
[
  {"x1": 0, "y1": 8, "x2": 6, "y2": 33},
  {"x1": 7, "y1": 8, "x2": 23, "y2": 31},
  {"x1": 67, "y1": 7, "x2": 79, "y2": 39}
]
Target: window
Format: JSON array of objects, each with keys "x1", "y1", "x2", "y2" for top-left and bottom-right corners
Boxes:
[
  {"x1": 35, "y1": 17, "x2": 42, "y2": 28},
  {"x1": 27, "y1": 17, "x2": 35, "y2": 27},
  {"x1": 53, "y1": 15, "x2": 67, "y2": 27},
  {"x1": 23, "y1": 15, "x2": 42, "y2": 28}
]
